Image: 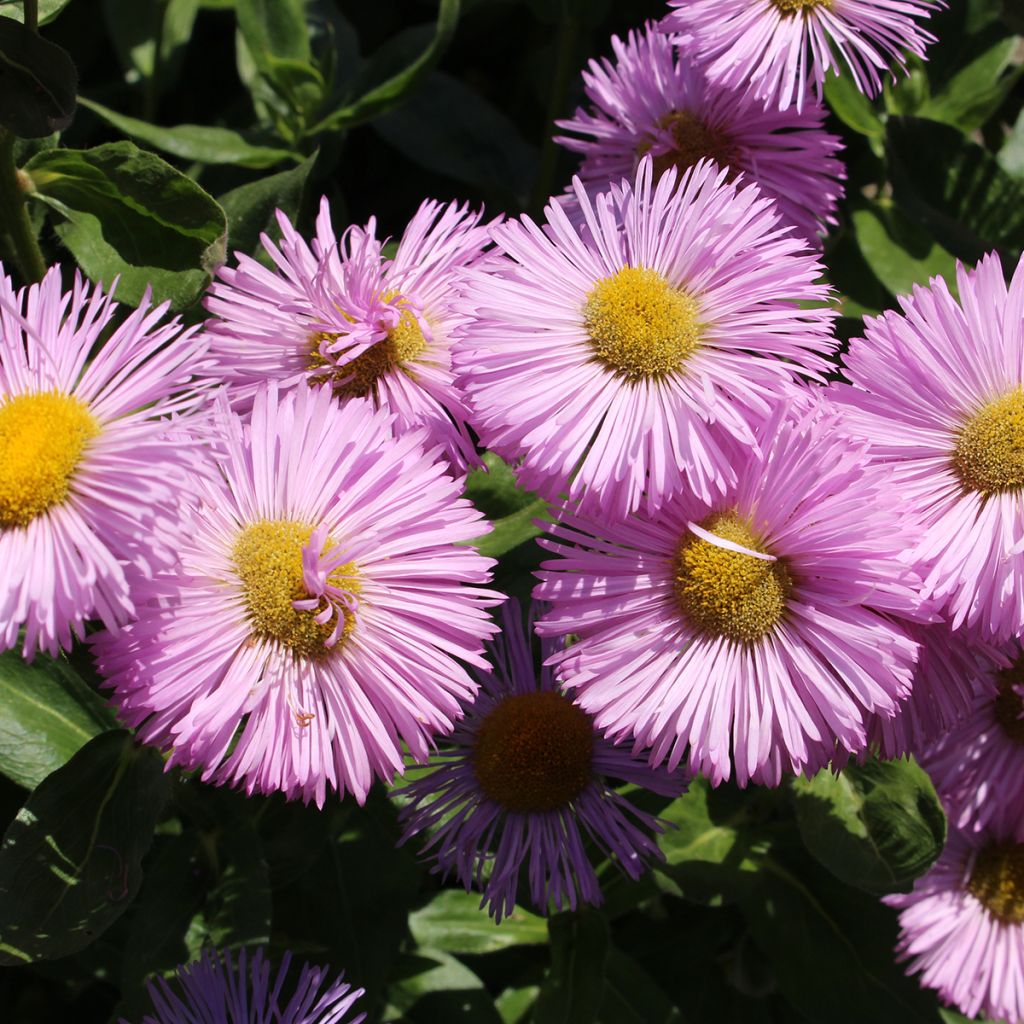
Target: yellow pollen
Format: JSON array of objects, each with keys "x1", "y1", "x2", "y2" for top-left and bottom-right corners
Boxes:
[
  {"x1": 472, "y1": 691, "x2": 594, "y2": 813},
  {"x1": 638, "y1": 110, "x2": 741, "y2": 181},
  {"x1": 231, "y1": 520, "x2": 359, "y2": 660},
  {"x1": 968, "y1": 843, "x2": 1024, "y2": 924},
  {"x1": 308, "y1": 301, "x2": 429, "y2": 400},
  {"x1": 994, "y1": 661, "x2": 1024, "y2": 745},
  {"x1": 953, "y1": 389, "x2": 1024, "y2": 495},
  {"x1": 674, "y1": 511, "x2": 791, "y2": 644},
  {"x1": 583, "y1": 267, "x2": 701, "y2": 382},
  {"x1": 0, "y1": 390, "x2": 99, "y2": 529},
  {"x1": 771, "y1": 0, "x2": 832, "y2": 14}
]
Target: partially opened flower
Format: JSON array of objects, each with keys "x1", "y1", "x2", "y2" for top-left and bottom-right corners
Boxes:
[
  {"x1": 93, "y1": 384, "x2": 500, "y2": 806},
  {"x1": 664, "y1": 0, "x2": 939, "y2": 112},
  {"x1": 0, "y1": 263, "x2": 210, "y2": 658},
  {"x1": 922, "y1": 643, "x2": 1024, "y2": 834},
  {"x1": 205, "y1": 198, "x2": 493, "y2": 472},
  {"x1": 884, "y1": 822, "x2": 1024, "y2": 1024},
  {"x1": 535, "y1": 399, "x2": 925, "y2": 786},
  {"x1": 397, "y1": 601, "x2": 685, "y2": 922},
  {"x1": 555, "y1": 23, "x2": 844, "y2": 246},
  {"x1": 125, "y1": 947, "x2": 365, "y2": 1024},
  {"x1": 456, "y1": 157, "x2": 835, "y2": 517},
  {"x1": 835, "y1": 252, "x2": 1024, "y2": 640}
]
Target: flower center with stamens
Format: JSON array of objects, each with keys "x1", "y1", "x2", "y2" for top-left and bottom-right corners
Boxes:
[
  {"x1": 674, "y1": 511, "x2": 791, "y2": 643},
  {"x1": 968, "y1": 843, "x2": 1024, "y2": 924},
  {"x1": 583, "y1": 267, "x2": 700, "y2": 382},
  {"x1": 232, "y1": 520, "x2": 358, "y2": 660},
  {"x1": 0, "y1": 391, "x2": 100, "y2": 529},
  {"x1": 638, "y1": 111, "x2": 740, "y2": 181},
  {"x1": 994, "y1": 661, "x2": 1024, "y2": 745},
  {"x1": 472, "y1": 691, "x2": 594, "y2": 813},
  {"x1": 308, "y1": 305, "x2": 429, "y2": 400},
  {"x1": 952, "y1": 389, "x2": 1024, "y2": 495},
  {"x1": 771, "y1": 0, "x2": 832, "y2": 14}
]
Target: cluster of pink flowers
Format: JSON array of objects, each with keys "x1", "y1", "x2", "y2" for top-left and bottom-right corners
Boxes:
[{"x1": 2, "y1": 2, "x2": 1020, "y2": 1021}]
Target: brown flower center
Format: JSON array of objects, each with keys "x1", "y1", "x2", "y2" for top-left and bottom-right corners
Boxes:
[
  {"x1": 968, "y1": 843, "x2": 1024, "y2": 924},
  {"x1": 952, "y1": 389, "x2": 1024, "y2": 495},
  {"x1": 638, "y1": 110, "x2": 740, "y2": 181},
  {"x1": 771, "y1": 0, "x2": 833, "y2": 14},
  {"x1": 472, "y1": 691, "x2": 594, "y2": 813}
]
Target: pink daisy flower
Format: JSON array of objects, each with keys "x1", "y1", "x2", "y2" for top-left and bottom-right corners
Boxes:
[
  {"x1": 455, "y1": 157, "x2": 835, "y2": 517},
  {"x1": 555, "y1": 23, "x2": 844, "y2": 247},
  {"x1": 397, "y1": 601, "x2": 685, "y2": 922},
  {"x1": 922, "y1": 641, "x2": 1024, "y2": 834},
  {"x1": 0, "y1": 263, "x2": 210, "y2": 658},
  {"x1": 884, "y1": 822, "x2": 1024, "y2": 1024},
  {"x1": 204, "y1": 197, "x2": 494, "y2": 473},
  {"x1": 664, "y1": 0, "x2": 940, "y2": 113},
  {"x1": 126, "y1": 947, "x2": 365, "y2": 1024},
  {"x1": 535, "y1": 399, "x2": 926, "y2": 786},
  {"x1": 835, "y1": 252, "x2": 1024, "y2": 641},
  {"x1": 93, "y1": 384, "x2": 501, "y2": 807}
]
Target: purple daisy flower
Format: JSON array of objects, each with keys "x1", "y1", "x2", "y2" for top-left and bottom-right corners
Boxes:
[
  {"x1": 535, "y1": 398, "x2": 926, "y2": 787},
  {"x1": 835, "y1": 252, "x2": 1024, "y2": 641},
  {"x1": 93, "y1": 384, "x2": 501, "y2": 806},
  {"x1": 664, "y1": 0, "x2": 940, "y2": 113},
  {"x1": 455, "y1": 157, "x2": 835, "y2": 517},
  {"x1": 555, "y1": 23, "x2": 844, "y2": 247},
  {"x1": 397, "y1": 601, "x2": 686, "y2": 923},
  {"x1": 124, "y1": 947, "x2": 364, "y2": 1024},
  {"x1": 0, "y1": 263, "x2": 210, "y2": 658},
  {"x1": 922, "y1": 641, "x2": 1024, "y2": 834},
  {"x1": 884, "y1": 822, "x2": 1024, "y2": 1024},
  {"x1": 205, "y1": 197, "x2": 494, "y2": 473}
]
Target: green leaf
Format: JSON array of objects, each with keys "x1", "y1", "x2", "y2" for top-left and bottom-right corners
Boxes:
[
  {"x1": 103, "y1": 0, "x2": 199, "y2": 88},
  {"x1": 823, "y1": 73, "x2": 884, "y2": 138},
  {"x1": 0, "y1": 0, "x2": 73, "y2": 25},
  {"x1": 25, "y1": 141, "x2": 227, "y2": 309},
  {"x1": 851, "y1": 200, "x2": 959, "y2": 300},
  {"x1": 999, "y1": 107, "x2": 1024, "y2": 179},
  {"x1": 409, "y1": 890, "x2": 548, "y2": 954},
  {"x1": 384, "y1": 949, "x2": 504, "y2": 1023},
  {"x1": 919, "y1": 34, "x2": 1021, "y2": 131},
  {"x1": 533, "y1": 910, "x2": 610, "y2": 1024},
  {"x1": 465, "y1": 453, "x2": 549, "y2": 558},
  {"x1": 0, "y1": 730, "x2": 171, "y2": 964},
  {"x1": 218, "y1": 150, "x2": 316, "y2": 259},
  {"x1": 0, "y1": 650, "x2": 115, "y2": 791},
  {"x1": 79, "y1": 97, "x2": 298, "y2": 169},
  {"x1": 598, "y1": 950, "x2": 684, "y2": 1024},
  {"x1": 0, "y1": 18, "x2": 77, "y2": 137},
  {"x1": 791, "y1": 756, "x2": 946, "y2": 894},
  {"x1": 496, "y1": 985, "x2": 540, "y2": 1024},
  {"x1": 373, "y1": 71, "x2": 538, "y2": 206},
  {"x1": 235, "y1": 0, "x2": 311, "y2": 70},
  {"x1": 313, "y1": 0, "x2": 461, "y2": 132},
  {"x1": 887, "y1": 116, "x2": 1024, "y2": 262}
]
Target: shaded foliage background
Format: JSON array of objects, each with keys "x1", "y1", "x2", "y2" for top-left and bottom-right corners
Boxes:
[{"x1": 0, "y1": 0, "x2": 1022, "y2": 1022}]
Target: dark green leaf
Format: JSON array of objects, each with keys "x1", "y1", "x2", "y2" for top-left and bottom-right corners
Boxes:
[
  {"x1": 598, "y1": 950, "x2": 684, "y2": 1024},
  {"x1": 533, "y1": 910, "x2": 610, "y2": 1024},
  {"x1": 851, "y1": 200, "x2": 959, "y2": 299},
  {"x1": 496, "y1": 985, "x2": 540, "y2": 1024},
  {"x1": 313, "y1": 0, "x2": 460, "y2": 132},
  {"x1": 465, "y1": 453, "x2": 549, "y2": 558},
  {"x1": 0, "y1": 0, "x2": 73, "y2": 26},
  {"x1": 218, "y1": 149, "x2": 315, "y2": 259},
  {"x1": 79, "y1": 97, "x2": 298, "y2": 169},
  {"x1": 0, "y1": 730, "x2": 171, "y2": 964},
  {"x1": 0, "y1": 649, "x2": 115, "y2": 790},
  {"x1": 102, "y1": 0, "x2": 198, "y2": 87},
  {"x1": 791, "y1": 756, "x2": 946, "y2": 894},
  {"x1": 823, "y1": 73, "x2": 884, "y2": 138},
  {"x1": 384, "y1": 949, "x2": 504, "y2": 1023},
  {"x1": 25, "y1": 141, "x2": 227, "y2": 308},
  {"x1": 235, "y1": 0, "x2": 310, "y2": 70},
  {"x1": 472, "y1": 498, "x2": 548, "y2": 559},
  {"x1": 0, "y1": 18, "x2": 77, "y2": 137},
  {"x1": 409, "y1": 890, "x2": 548, "y2": 954},
  {"x1": 374, "y1": 71, "x2": 538, "y2": 206}
]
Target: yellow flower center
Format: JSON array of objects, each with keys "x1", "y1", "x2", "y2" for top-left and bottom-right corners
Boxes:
[
  {"x1": 583, "y1": 267, "x2": 701, "y2": 382},
  {"x1": 952, "y1": 389, "x2": 1024, "y2": 495},
  {"x1": 308, "y1": 304, "x2": 429, "y2": 400},
  {"x1": 771, "y1": 0, "x2": 832, "y2": 14},
  {"x1": 472, "y1": 690, "x2": 594, "y2": 813},
  {"x1": 994, "y1": 661, "x2": 1024, "y2": 745},
  {"x1": 968, "y1": 843, "x2": 1024, "y2": 924},
  {"x1": 674, "y1": 511, "x2": 791, "y2": 644},
  {"x1": 0, "y1": 390, "x2": 100, "y2": 529},
  {"x1": 638, "y1": 111, "x2": 740, "y2": 181},
  {"x1": 232, "y1": 520, "x2": 358, "y2": 660}
]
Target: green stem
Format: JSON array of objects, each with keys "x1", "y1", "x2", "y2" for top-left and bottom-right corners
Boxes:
[
  {"x1": 0, "y1": 130, "x2": 47, "y2": 284},
  {"x1": 23, "y1": 0, "x2": 38, "y2": 33},
  {"x1": 528, "y1": 10, "x2": 579, "y2": 215}
]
